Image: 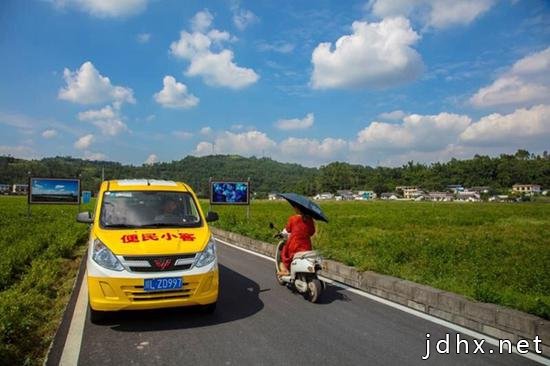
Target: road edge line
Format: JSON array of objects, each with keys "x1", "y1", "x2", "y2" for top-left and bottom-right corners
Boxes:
[{"x1": 59, "y1": 270, "x2": 88, "y2": 366}]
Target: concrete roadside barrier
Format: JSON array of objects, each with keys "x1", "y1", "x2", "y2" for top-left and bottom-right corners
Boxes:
[{"x1": 211, "y1": 227, "x2": 549, "y2": 356}]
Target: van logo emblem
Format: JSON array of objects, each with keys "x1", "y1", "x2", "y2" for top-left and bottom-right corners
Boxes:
[{"x1": 153, "y1": 258, "x2": 172, "y2": 270}]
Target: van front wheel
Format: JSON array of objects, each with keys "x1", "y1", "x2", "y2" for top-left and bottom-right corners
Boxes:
[
  {"x1": 200, "y1": 302, "x2": 217, "y2": 314},
  {"x1": 89, "y1": 306, "x2": 108, "y2": 324}
]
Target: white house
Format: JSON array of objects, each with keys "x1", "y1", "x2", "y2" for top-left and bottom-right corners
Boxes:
[
  {"x1": 396, "y1": 186, "x2": 423, "y2": 199},
  {"x1": 512, "y1": 184, "x2": 541, "y2": 195},
  {"x1": 314, "y1": 192, "x2": 334, "y2": 200}
]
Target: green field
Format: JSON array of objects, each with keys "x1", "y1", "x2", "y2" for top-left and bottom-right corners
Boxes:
[
  {"x1": 1, "y1": 197, "x2": 548, "y2": 363},
  {"x1": 208, "y1": 200, "x2": 550, "y2": 319},
  {"x1": 0, "y1": 197, "x2": 92, "y2": 365}
]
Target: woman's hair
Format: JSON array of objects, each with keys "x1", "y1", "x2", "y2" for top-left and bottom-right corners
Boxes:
[{"x1": 291, "y1": 204, "x2": 311, "y2": 221}]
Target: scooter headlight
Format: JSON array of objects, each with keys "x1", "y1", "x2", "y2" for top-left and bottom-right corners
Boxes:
[
  {"x1": 194, "y1": 237, "x2": 217, "y2": 268},
  {"x1": 92, "y1": 238, "x2": 124, "y2": 271}
]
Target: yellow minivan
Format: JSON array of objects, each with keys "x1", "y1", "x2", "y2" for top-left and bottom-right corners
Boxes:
[{"x1": 77, "y1": 179, "x2": 219, "y2": 323}]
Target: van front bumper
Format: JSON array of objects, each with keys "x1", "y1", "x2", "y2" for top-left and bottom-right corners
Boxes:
[{"x1": 88, "y1": 269, "x2": 219, "y2": 311}]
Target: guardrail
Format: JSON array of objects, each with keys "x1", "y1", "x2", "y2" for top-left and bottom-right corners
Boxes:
[{"x1": 211, "y1": 227, "x2": 549, "y2": 356}]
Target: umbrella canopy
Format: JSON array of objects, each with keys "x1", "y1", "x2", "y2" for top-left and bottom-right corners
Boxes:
[{"x1": 278, "y1": 193, "x2": 329, "y2": 223}]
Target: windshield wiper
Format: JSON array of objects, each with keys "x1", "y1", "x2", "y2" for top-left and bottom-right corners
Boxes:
[
  {"x1": 102, "y1": 223, "x2": 144, "y2": 228},
  {"x1": 138, "y1": 222, "x2": 193, "y2": 228}
]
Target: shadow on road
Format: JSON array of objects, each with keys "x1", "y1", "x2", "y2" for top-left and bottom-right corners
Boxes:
[
  {"x1": 277, "y1": 281, "x2": 351, "y2": 305},
  {"x1": 316, "y1": 283, "x2": 351, "y2": 304},
  {"x1": 98, "y1": 264, "x2": 264, "y2": 332}
]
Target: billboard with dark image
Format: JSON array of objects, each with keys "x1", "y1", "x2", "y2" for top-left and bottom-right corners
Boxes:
[
  {"x1": 210, "y1": 181, "x2": 249, "y2": 205},
  {"x1": 29, "y1": 178, "x2": 81, "y2": 204}
]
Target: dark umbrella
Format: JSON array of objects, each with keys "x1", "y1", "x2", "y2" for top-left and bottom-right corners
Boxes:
[{"x1": 278, "y1": 193, "x2": 329, "y2": 223}]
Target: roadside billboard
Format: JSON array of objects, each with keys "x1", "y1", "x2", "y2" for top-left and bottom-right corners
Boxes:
[
  {"x1": 210, "y1": 181, "x2": 250, "y2": 205},
  {"x1": 29, "y1": 178, "x2": 81, "y2": 204}
]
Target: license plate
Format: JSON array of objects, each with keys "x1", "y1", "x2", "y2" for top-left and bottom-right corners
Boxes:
[{"x1": 144, "y1": 277, "x2": 183, "y2": 291}]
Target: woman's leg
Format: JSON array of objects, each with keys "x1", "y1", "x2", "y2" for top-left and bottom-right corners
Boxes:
[{"x1": 278, "y1": 261, "x2": 290, "y2": 275}]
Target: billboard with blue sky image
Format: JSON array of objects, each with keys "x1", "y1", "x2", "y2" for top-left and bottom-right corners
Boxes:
[{"x1": 29, "y1": 178, "x2": 80, "y2": 204}]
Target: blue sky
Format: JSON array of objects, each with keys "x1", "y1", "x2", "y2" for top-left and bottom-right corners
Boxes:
[
  {"x1": 31, "y1": 178, "x2": 79, "y2": 195},
  {"x1": 0, "y1": 0, "x2": 549, "y2": 167}
]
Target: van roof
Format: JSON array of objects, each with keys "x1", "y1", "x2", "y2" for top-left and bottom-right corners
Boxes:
[{"x1": 102, "y1": 179, "x2": 192, "y2": 192}]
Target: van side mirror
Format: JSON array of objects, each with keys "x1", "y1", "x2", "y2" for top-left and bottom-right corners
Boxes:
[
  {"x1": 206, "y1": 211, "x2": 219, "y2": 222},
  {"x1": 76, "y1": 211, "x2": 93, "y2": 224}
]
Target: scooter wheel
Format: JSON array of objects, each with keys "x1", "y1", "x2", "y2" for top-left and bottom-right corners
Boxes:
[{"x1": 306, "y1": 279, "x2": 322, "y2": 303}]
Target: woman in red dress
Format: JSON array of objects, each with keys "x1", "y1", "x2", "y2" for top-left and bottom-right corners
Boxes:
[{"x1": 278, "y1": 205, "x2": 316, "y2": 275}]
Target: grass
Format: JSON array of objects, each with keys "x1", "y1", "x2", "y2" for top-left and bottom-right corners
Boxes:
[
  {"x1": 206, "y1": 200, "x2": 550, "y2": 319},
  {"x1": 0, "y1": 196, "x2": 92, "y2": 365}
]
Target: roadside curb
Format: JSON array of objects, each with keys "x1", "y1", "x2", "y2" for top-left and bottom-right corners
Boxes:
[{"x1": 211, "y1": 227, "x2": 549, "y2": 356}]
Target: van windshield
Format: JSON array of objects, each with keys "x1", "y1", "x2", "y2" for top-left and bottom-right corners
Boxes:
[{"x1": 100, "y1": 191, "x2": 202, "y2": 228}]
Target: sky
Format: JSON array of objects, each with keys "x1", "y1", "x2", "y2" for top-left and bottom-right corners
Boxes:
[
  {"x1": 31, "y1": 178, "x2": 79, "y2": 195},
  {"x1": 0, "y1": 0, "x2": 549, "y2": 167}
]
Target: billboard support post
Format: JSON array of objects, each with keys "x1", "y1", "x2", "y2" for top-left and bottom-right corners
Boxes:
[
  {"x1": 247, "y1": 177, "x2": 251, "y2": 220},
  {"x1": 27, "y1": 171, "x2": 31, "y2": 218},
  {"x1": 208, "y1": 177, "x2": 212, "y2": 214},
  {"x1": 78, "y1": 174, "x2": 82, "y2": 215}
]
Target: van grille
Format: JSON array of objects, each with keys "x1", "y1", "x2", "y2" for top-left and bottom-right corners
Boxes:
[{"x1": 122, "y1": 253, "x2": 196, "y2": 273}]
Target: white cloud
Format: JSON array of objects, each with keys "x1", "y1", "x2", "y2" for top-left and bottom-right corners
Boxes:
[
  {"x1": 194, "y1": 130, "x2": 276, "y2": 156},
  {"x1": 154, "y1": 76, "x2": 199, "y2": 109},
  {"x1": 0, "y1": 145, "x2": 35, "y2": 158},
  {"x1": 230, "y1": 124, "x2": 255, "y2": 131},
  {"x1": 378, "y1": 110, "x2": 406, "y2": 121},
  {"x1": 74, "y1": 134, "x2": 94, "y2": 150},
  {"x1": 233, "y1": 8, "x2": 259, "y2": 31},
  {"x1": 257, "y1": 41, "x2": 295, "y2": 54},
  {"x1": 368, "y1": 0, "x2": 494, "y2": 29},
  {"x1": 78, "y1": 105, "x2": 128, "y2": 136},
  {"x1": 470, "y1": 47, "x2": 550, "y2": 109},
  {"x1": 137, "y1": 33, "x2": 151, "y2": 43},
  {"x1": 310, "y1": 17, "x2": 423, "y2": 89},
  {"x1": 275, "y1": 113, "x2": 314, "y2": 130},
  {"x1": 172, "y1": 131, "x2": 193, "y2": 139},
  {"x1": 84, "y1": 151, "x2": 106, "y2": 161},
  {"x1": 354, "y1": 112, "x2": 471, "y2": 152},
  {"x1": 0, "y1": 111, "x2": 35, "y2": 130},
  {"x1": 280, "y1": 137, "x2": 348, "y2": 161},
  {"x1": 145, "y1": 114, "x2": 156, "y2": 122},
  {"x1": 191, "y1": 9, "x2": 214, "y2": 32},
  {"x1": 59, "y1": 61, "x2": 135, "y2": 106},
  {"x1": 200, "y1": 126, "x2": 213, "y2": 135},
  {"x1": 170, "y1": 10, "x2": 259, "y2": 89},
  {"x1": 52, "y1": 0, "x2": 148, "y2": 18},
  {"x1": 78, "y1": 105, "x2": 116, "y2": 121},
  {"x1": 42, "y1": 129, "x2": 58, "y2": 139},
  {"x1": 460, "y1": 104, "x2": 550, "y2": 147},
  {"x1": 188, "y1": 104, "x2": 549, "y2": 167},
  {"x1": 144, "y1": 153, "x2": 158, "y2": 165}
]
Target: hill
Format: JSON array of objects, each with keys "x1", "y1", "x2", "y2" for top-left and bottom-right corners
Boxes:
[{"x1": 0, "y1": 150, "x2": 548, "y2": 196}]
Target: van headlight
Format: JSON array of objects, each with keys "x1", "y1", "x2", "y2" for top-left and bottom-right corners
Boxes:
[
  {"x1": 194, "y1": 237, "x2": 217, "y2": 268},
  {"x1": 92, "y1": 238, "x2": 124, "y2": 271}
]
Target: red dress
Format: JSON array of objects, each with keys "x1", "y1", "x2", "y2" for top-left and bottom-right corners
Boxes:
[{"x1": 281, "y1": 214, "x2": 316, "y2": 269}]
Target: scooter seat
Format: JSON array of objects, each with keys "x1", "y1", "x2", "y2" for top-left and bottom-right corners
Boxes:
[{"x1": 293, "y1": 250, "x2": 320, "y2": 259}]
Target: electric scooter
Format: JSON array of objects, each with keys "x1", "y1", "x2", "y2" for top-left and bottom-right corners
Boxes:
[{"x1": 269, "y1": 223, "x2": 325, "y2": 303}]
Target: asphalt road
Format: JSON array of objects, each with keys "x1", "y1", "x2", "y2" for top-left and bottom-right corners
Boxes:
[{"x1": 63, "y1": 241, "x2": 540, "y2": 365}]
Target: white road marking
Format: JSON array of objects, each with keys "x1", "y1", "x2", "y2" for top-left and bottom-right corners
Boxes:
[
  {"x1": 59, "y1": 270, "x2": 88, "y2": 366},
  {"x1": 215, "y1": 237, "x2": 549, "y2": 365}
]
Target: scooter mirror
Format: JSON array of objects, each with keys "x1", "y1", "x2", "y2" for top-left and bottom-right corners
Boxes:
[{"x1": 269, "y1": 222, "x2": 275, "y2": 229}]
